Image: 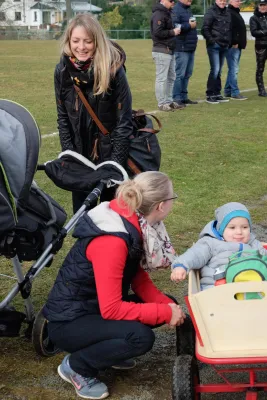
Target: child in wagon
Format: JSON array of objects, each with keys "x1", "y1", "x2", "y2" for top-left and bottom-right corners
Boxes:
[{"x1": 171, "y1": 202, "x2": 267, "y2": 289}]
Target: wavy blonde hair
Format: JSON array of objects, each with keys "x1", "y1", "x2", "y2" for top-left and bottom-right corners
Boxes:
[
  {"x1": 116, "y1": 171, "x2": 172, "y2": 216},
  {"x1": 60, "y1": 14, "x2": 122, "y2": 95}
]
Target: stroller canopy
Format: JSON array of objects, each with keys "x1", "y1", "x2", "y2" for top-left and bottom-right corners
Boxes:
[{"x1": 0, "y1": 100, "x2": 40, "y2": 235}]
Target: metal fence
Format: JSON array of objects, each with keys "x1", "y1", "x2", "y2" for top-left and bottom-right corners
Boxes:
[{"x1": 0, "y1": 17, "x2": 206, "y2": 40}]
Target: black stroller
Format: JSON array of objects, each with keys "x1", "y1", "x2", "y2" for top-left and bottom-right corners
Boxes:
[{"x1": 0, "y1": 100, "x2": 127, "y2": 357}]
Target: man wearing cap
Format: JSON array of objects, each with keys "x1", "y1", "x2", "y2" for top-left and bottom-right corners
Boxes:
[
  {"x1": 224, "y1": 0, "x2": 247, "y2": 100},
  {"x1": 250, "y1": 0, "x2": 267, "y2": 97},
  {"x1": 151, "y1": 0, "x2": 184, "y2": 111}
]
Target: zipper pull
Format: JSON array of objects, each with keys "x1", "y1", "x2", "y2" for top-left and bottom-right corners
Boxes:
[
  {"x1": 75, "y1": 93, "x2": 78, "y2": 111},
  {"x1": 146, "y1": 138, "x2": 151, "y2": 152}
]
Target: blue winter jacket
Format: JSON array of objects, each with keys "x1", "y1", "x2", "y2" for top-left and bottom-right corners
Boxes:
[{"x1": 172, "y1": 1, "x2": 198, "y2": 52}]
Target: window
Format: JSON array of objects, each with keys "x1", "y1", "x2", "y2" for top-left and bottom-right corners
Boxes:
[
  {"x1": 34, "y1": 11, "x2": 37, "y2": 22},
  {"x1": 0, "y1": 12, "x2": 5, "y2": 21},
  {"x1": 15, "y1": 12, "x2": 21, "y2": 20}
]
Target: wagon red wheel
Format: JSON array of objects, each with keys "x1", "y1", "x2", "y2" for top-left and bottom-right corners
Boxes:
[{"x1": 172, "y1": 355, "x2": 200, "y2": 400}]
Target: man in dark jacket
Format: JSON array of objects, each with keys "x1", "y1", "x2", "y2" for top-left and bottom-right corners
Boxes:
[
  {"x1": 201, "y1": 0, "x2": 231, "y2": 104},
  {"x1": 224, "y1": 0, "x2": 247, "y2": 100},
  {"x1": 172, "y1": 0, "x2": 198, "y2": 105},
  {"x1": 151, "y1": 0, "x2": 183, "y2": 111},
  {"x1": 250, "y1": 0, "x2": 267, "y2": 97}
]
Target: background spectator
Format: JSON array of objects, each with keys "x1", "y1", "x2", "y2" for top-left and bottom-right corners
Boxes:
[
  {"x1": 172, "y1": 0, "x2": 198, "y2": 106},
  {"x1": 201, "y1": 0, "x2": 231, "y2": 104}
]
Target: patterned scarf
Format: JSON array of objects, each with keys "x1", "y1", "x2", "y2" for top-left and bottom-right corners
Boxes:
[
  {"x1": 63, "y1": 55, "x2": 94, "y2": 89},
  {"x1": 69, "y1": 56, "x2": 93, "y2": 72},
  {"x1": 137, "y1": 212, "x2": 177, "y2": 272}
]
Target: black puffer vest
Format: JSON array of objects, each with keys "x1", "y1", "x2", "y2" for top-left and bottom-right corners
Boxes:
[{"x1": 43, "y1": 212, "x2": 142, "y2": 322}]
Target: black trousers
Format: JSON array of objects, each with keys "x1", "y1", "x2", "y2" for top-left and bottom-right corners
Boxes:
[
  {"x1": 255, "y1": 47, "x2": 267, "y2": 94},
  {"x1": 48, "y1": 294, "x2": 177, "y2": 377}
]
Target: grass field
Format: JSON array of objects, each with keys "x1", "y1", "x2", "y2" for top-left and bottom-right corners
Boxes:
[{"x1": 1, "y1": 39, "x2": 267, "y2": 400}]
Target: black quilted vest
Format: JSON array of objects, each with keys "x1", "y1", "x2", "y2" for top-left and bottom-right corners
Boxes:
[{"x1": 43, "y1": 213, "x2": 142, "y2": 322}]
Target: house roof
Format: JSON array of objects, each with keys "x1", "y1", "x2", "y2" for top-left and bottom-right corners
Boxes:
[
  {"x1": 31, "y1": 2, "x2": 57, "y2": 10},
  {"x1": 30, "y1": 1, "x2": 102, "y2": 13}
]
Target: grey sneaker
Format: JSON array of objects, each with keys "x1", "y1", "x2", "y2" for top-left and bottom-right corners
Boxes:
[
  {"x1": 158, "y1": 103, "x2": 174, "y2": 112},
  {"x1": 170, "y1": 101, "x2": 185, "y2": 110},
  {"x1": 206, "y1": 96, "x2": 219, "y2": 104},
  {"x1": 216, "y1": 95, "x2": 230, "y2": 103},
  {"x1": 112, "y1": 359, "x2": 137, "y2": 370},
  {"x1": 58, "y1": 355, "x2": 109, "y2": 399},
  {"x1": 231, "y1": 94, "x2": 248, "y2": 100}
]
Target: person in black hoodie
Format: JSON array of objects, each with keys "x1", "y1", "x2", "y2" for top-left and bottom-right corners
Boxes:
[
  {"x1": 54, "y1": 14, "x2": 133, "y2": 213},
  {"x1": 250, "y1": 0, "x2": 267, "y2": 97},
  {"x1": 224, "y1": 0, "x2": 247, "y2": 100},
  {"x1": 201, "y1": 0, "x2": 231, "y2": 104},
  {"x1": 151, "y1": 0, "x2": 183, "y2": 111}
]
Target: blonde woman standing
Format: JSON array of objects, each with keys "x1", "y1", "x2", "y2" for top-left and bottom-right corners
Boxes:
[
  {"x1": 55, "y1": 14, "x2": 133, "y2": 212},
  {"x1": 43, "y1": 171, "x2": 185, "y2": 400}
]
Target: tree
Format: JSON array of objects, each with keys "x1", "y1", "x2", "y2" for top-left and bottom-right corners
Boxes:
[{"x1": 99, "y1": 6, "x2": 123, "y2": 30}]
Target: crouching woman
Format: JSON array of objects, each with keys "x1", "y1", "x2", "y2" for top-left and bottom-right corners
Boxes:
[{"x1": 43, "y1": 171, "x2": 185, "y2": 400}]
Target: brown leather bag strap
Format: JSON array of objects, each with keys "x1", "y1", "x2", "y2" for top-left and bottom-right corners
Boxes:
[
  {"x1": 73, "y1": 84, "x2": 109, "y2": 135},
  {"x1": 127, "y1": 159, "x2": 141, "y2": 175},
  {"x1": 134, "y1": 110, "x2": 162, "y2": 134}
]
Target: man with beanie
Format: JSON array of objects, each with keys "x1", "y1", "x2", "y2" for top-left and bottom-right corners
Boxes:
[
  {"x1": 170, "y1": 202, "x2": 267, "y2": 289},
  {"x1": 151, "y1": 0, "x2": 184, "y2": 111},
  {"x1": 201, "y1": 0, "x2": 231, "y2": 104},
  {"x1": 224, "y1": 0, "x2": 247, "y2": 100}
]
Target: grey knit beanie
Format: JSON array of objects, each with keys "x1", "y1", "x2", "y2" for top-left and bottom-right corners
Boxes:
[{"x1": 215, "y1": 202, "x2": 251, "y2": 236}]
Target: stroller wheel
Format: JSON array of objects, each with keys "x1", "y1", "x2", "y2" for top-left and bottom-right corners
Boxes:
[
  {"x1": 32, "y1": 309, "x2": 61, "y2": 357},
  {"x1": 176, "y1": 314, "x2": 195, "y2": 356},
  {"x1": 172, "y1": 355, "x2": 200, "y2": 400}
]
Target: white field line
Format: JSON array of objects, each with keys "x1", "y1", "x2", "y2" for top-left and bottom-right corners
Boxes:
[{"x1": 42, "y1": 86, "x2": 261, "y2": 138}]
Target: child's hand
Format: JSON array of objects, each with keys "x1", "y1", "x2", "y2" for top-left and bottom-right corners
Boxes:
[{"x1": 171, "y1": 267, "x2": 187, "y2": 282}]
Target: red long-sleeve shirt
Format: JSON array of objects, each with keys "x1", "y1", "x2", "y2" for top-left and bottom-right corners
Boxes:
[{"x1": 86, "y1": 200, "x2": 174, "y2": 326}]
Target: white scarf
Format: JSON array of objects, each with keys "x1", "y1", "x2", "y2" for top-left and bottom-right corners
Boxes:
[{"x1": 137, "y1": 212, "x2": 177, "y2": 272}]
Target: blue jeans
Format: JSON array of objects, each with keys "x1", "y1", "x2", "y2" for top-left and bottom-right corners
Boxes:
[
  {"x1": 224, "y1": 47, "x2": 241, "y2": 97},
  {"x1": 152, "y1": 52, "x2": 176, "y2": 106},
  {"x1": 206, "y1": 43, "x2": 228, "y2": 96},
  {"x1": 173, "y1": 51, "x2": 195, "y2": 101}
]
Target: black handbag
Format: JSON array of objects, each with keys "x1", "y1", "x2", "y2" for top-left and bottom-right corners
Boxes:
[{"x1": 74, "y1": 85, "x2": 162, "y2": 175}]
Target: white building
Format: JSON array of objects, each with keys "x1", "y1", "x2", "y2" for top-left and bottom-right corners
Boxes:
[{"x1": 0, "y1": 0, "x2": 102, "y2": 29}]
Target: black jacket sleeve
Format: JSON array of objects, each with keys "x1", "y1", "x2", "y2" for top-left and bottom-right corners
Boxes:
[
  {"x1": 54, "y1": 65, "x2": 74, "y2": 151},
  {"x1": 152, "y1": 10, "x2": 175, "y2": 40},
  {"x1": 250, "y1": 16, "x2": 267, "y2": 38},
  {"x1": 110, "y1": 67, "x2": 132, "y2": 166},
  {"x1": 201, "y1": 9, "x2": 216, "y2": 44}
]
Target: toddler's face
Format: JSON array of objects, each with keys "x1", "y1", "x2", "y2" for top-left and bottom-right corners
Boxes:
[{"x1": 223, "y1": 217, "x2": 250, "y2": 244}]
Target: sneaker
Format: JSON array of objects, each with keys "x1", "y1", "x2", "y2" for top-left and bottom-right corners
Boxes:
[
  {"x1": 231, "y1": 94, "x2": 248, "y2": 101},
  {"x1": 206, "y1": 96, "x2": 219, "y2": 104},
  {"x1": 58, "y1": 355, "x2": 109, "y2": 399},
  {"x1": 259, "y1": 92, "x2": 267, "y2": 97},
  {"x1": 182, "y1": 99, "x2": 198, "y2": 105},
  {"x1": 170, "y1": 101, "x2": 185, "y2": 110},
  {"x1": 216, "y1": 95, "x2": 230, "y2": 103},
  {"x1": 112, "y1": 359, "x2": 137, "y2": 370},
  {"x1": 158, "y1": 104, "x2": 174, "y2": 112},
  {"x1": 224, "y1": 93, "x2": 231, "y2": 98}
]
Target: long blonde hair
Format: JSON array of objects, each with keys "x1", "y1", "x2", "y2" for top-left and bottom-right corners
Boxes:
[
  {"x1": 116, "y1": 171, "x2": 172, "y2": 216},
  {"x1": 60, "y1": 14, "x2": 122, "y2": 95}
]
